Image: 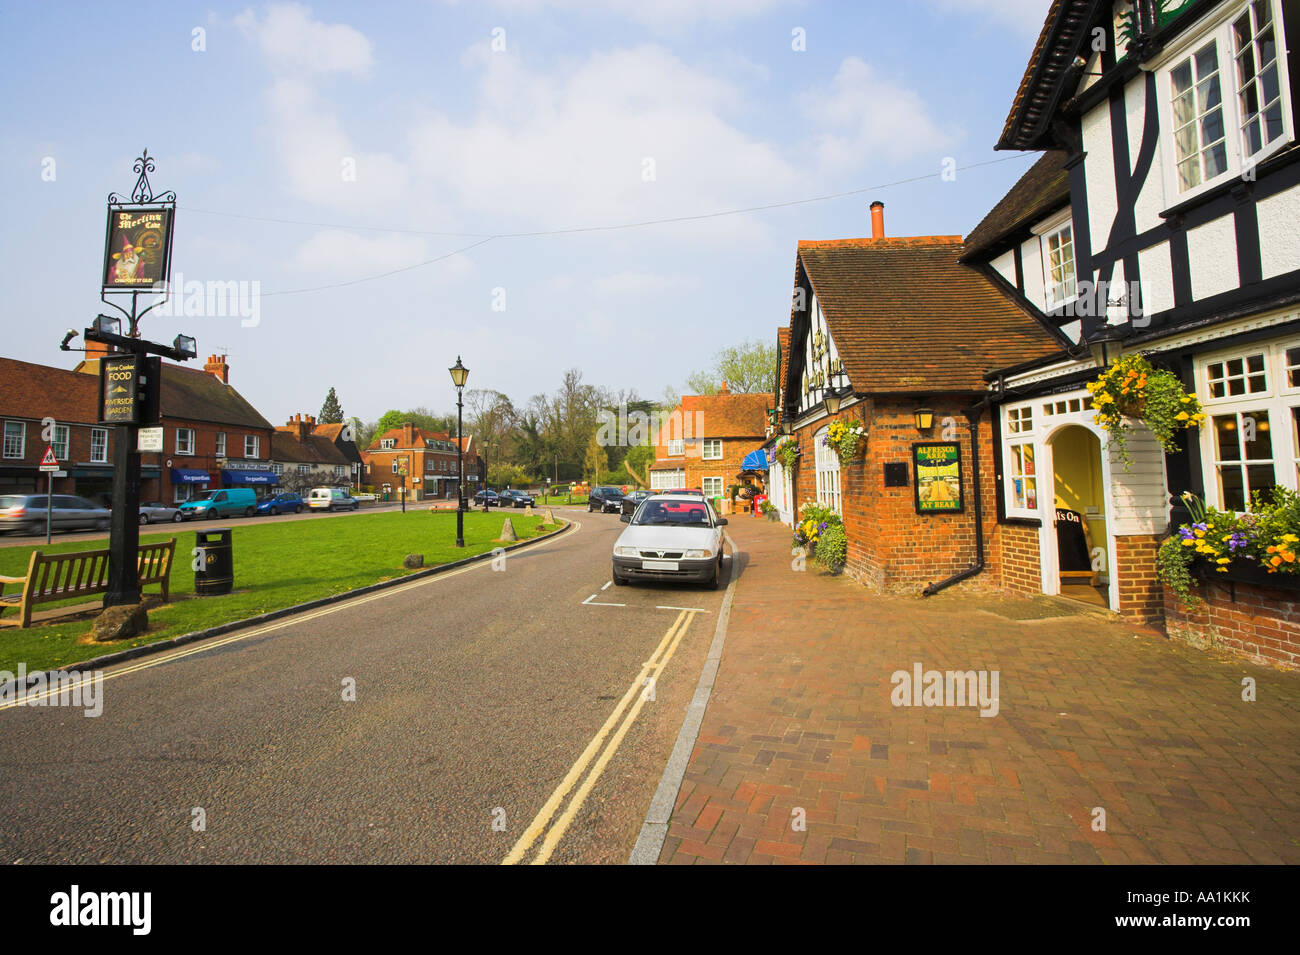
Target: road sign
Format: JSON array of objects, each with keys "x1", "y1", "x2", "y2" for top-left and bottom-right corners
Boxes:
[
  {"x1": 39, "y1": 446, "x2": 59, "y2": 471},
  {"x1": 138, "y1": 427, "x2": 164, "y2": 452}
]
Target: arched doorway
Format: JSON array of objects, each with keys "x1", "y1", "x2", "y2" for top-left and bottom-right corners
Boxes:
[{"x1": 1045, "y1": 424, "x2": 1111, "y2": 609}]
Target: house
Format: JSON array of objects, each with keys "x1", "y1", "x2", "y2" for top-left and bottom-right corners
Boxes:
[
  {"x1": 76, "y1": 350, "x2": 278, "y2": 503},
  {"x1": 966, "y1": 0, "x2": 1300, "y2": 635},
  {"x1": 310, "y1": 420, "x2": 363, "y2": 489},
  {"x1": 361, "y1": 423, "x2": 483, "y2": 500},
  {"x1": 273, "y1": 414, "x2": 353, "y2": 492},
  {"x1": 765, "y1": 327, "x2": 795, "y2": 524},
  {"x1": 647, "y1": 382, "x2": 774, "y2": 502},
  {"x1": 0, "y1": 357, "x2": 125, "y2": 504},
  {"x1": 776, "y1": 203, "x2": 1062, "y2": 592}
]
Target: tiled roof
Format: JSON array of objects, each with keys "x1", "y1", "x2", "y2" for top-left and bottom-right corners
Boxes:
[
  {"x1": 962, "y1": 151, "x2": 1070, "y2": 260},
  {"x1": 776, "y1": 327, "x2": 790, "y2": 403},
  {"x1": 0, "y1": 357, "x2": 100, "y2": 422},
  {"x1": 997, "y1": 1, "x2": 1099, "y2": 151},
  {"x1": 681, "y1": 391, "x2": 773, "y2": 438},
  {"x1": 160, "y1": 363, "x2": 275, "y2": 430},
  {"x1": 272, "y1": 430, "x2": 350, "y2": 466},
  {"x1": 312, "y1": 422, "x2": 347, "y2": 441},
  {"x1": 795, "y1": 236, "x2": 1061, "y2": 393}
]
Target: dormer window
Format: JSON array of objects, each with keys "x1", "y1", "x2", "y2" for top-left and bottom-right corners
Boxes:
[{"x1": 380, "y1": 438, "x2": 395, "y2": 449}]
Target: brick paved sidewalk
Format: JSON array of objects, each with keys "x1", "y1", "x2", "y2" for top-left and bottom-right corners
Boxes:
[{"x1": 659, "y1": 518, "x2": 1300, "y2": 864}]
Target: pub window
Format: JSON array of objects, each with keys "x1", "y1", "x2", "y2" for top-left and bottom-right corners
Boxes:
[
  {"x1": 1007, "y1": 441, "x2": 1038, "y2": 514},
  {"x1": 1006, "y1": 406, "x2": 1033, "y2": 434},
  {"x1": 1211, "y1": 409, "x2": 1275, "y2": 510},
  {"x1": 813, "y1": 426, "x2": 842, "y2": 514},
  {"x1": 1206, "y1": 352, "x2": 1267, "y2": 398}
]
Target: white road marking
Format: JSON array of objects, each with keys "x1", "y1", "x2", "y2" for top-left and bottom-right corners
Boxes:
[
  {"x1": 655, "y1": 606, "x2": 711, "y2": 613},
  {"x1": 582, "y1": 594, "x2": 626, "y2": 607},
  {"x1": 601, "y1": 581, "x2": 612, "y2": 591}
]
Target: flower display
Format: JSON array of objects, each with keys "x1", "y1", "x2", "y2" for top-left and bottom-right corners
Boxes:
[
  {"x1": 1086, "y1": 354, "x2": 1205, "y2": 467},
  {"x1": 824, "y1": 419, "x2": 866, "y2": 464},
  {"x1": 775, "y1": 436, "x2": 801, "y2": 471}
]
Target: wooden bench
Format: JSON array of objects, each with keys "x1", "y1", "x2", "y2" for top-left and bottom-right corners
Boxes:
[{"x1": 0, "y1": 538, "x2": 176, "y2": 629}]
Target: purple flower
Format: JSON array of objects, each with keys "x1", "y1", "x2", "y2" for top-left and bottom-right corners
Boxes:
[{"x1": 1178, "y1": 526, "x2": 1194, "y2": 540}]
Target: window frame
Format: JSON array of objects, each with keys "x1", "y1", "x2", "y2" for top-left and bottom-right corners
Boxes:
[
  {"x1": 176, "y1": 428, "x2": 195, "y2": 455},
  {"x1": 3, "y1": 420, "x2": 25, "y2": 460},
  {"x1": 244, "y1": 435, "x2": 260, "y2": 459},
  {"x1": 90, "y1": 427, "x2": 108, "y2": 464},
  {"x1": 702, "y1": 439, "x2": 723, "y2": 460},
  {"x1": 1155, "y1": 0, "x2": 1295, "y2": 205},
  {"x1": 215, "y1": 432, "x2": 226, "y2": 457},
  {"x1": 1001, "y1": 401, "x2": 1041, "y2": 520},
  {"x1": 1041, "y1": 221, "x2": 1078, "y2": 312},
  {"x1": 813, "y1": 425, "x2": 842, "y2": 515},
  {"x1": 51, "y1": 424, "x2": 70, "y2": 461}
]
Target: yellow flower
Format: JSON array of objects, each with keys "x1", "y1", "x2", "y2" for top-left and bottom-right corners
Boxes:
[{"x1": 1176, "y1": 411, "x2": 1189, "y2": 421}]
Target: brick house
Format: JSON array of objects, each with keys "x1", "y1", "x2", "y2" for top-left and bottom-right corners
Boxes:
[
  {"x1": 310, "y1": 420, "x2": 363, "y2": 489},
  {"x1": 75, "y1": 351, "x2": 277, "y2": 503},
  {"x1": 0, "y1": 357, "x2": 124, "y2": 504},
  {"x1": 776, "y1": 204, "x2": 1062, "y2": 594},
  {"x1": 648, "y1": 383, "x2": 774, "y2": 503},
  {"x1": 273, "y1": 414, "x2": 353, "y2": 492},
  {"x1": 361, "y1": 423, "x2": 482, "y2": 501}
]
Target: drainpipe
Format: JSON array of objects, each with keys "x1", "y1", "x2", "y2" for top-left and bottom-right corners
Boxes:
[{"x1": 922, "y1": 397, "x2": 989, "y2": 597}]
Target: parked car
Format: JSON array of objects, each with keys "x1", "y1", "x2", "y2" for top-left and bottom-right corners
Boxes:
[
  {"x1": 499, "y1": 489, "x2": 535, "y2": 508},
  {"x1": 139, "y1": 501, "x2": 183, "y2": 524},
  {"x1": 620, "y1": 489, "x2": 654, "y2": 516},
  {"x1": 612, "y1": 493, "x2": 727, "y2": 588},
  {"x1": 473, "y1": 489, "x2": 501, "y2": 507},
  {"x1": 308, "y1": 487, "x2": 359, "y2": 511},
  {"x1": 257, "y1": 492, "x2": 304, "y2": 516},
  {"x1": 588, "y1": 486, "x2": 625, "y2": 513},
  {"x1": 0, "y1": 494, "x2": 111, "y2": 535},
  {"x1": 178, "y1": 487, "x2": 259, "y2": 521}
]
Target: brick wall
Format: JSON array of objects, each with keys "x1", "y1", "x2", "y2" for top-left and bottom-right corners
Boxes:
[
  {"x1": 791, "y1": 395, "x2": 1001, "y2": 594},
  {"x1": 1114, "y1": 534, "x2": 1163, "y2": 624},
  {"x1": 1164, "y1": 579, "x2": 1300, "y2": 670},
  {"x1": 1000, "y1": 523, "x2": 1041, "y2": 596}
]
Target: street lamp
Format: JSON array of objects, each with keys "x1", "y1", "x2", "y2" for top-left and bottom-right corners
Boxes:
[{"x1": 449, "y1": 356, "x2": 469, "y2": 547}]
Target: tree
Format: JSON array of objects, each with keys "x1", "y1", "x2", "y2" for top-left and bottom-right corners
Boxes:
[
  {"x1": 583, "y1": 430, "x2": 607, "y2": 483},
  {"x1": 685, "y1": 339, "x2": 778, "y2": 394},
  {"x1": 319, "y1": 387, "x2": 345, "y2": 423}
]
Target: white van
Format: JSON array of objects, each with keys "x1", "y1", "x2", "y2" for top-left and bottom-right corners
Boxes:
[{"x1": 308, "y1": 487, "x2": 359, "y2": 512}]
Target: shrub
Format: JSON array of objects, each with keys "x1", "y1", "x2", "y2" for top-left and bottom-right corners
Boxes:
[{"x1": 815, "y1": 522, "x2": 847, "y2": 573}]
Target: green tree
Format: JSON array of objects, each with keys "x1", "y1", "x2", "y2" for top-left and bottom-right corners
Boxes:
[
  {"x1": 318, "y1": 387, "x2": 345, "y2": 423},
  {"x1": 685, "y1": 339, "x2": 778, "y2": 394}
]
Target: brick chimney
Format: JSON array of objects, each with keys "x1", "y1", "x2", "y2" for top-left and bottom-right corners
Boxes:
[
  {"x1": 285, "y1": 413, "x2": 311, "y2": 441},
  {"x1": 204, "y1": 354, "x2": 229, "y2": 384},
  {"x1": 871, "y1": 201, "x2": 885, "y2": 239},
  {"x1": 402, "y1": 422, "x2": 415, "y2": 446},
  {"x1": 718, "y1": 380, "x2": 730, "y2": 395},
  {"x1": 84, "y1": 339, "x2": 112, "y2": 363}
]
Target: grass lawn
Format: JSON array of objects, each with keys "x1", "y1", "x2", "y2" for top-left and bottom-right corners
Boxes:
[{"x1": 0, "y1": 509, "x2": 563, "y2": 674}]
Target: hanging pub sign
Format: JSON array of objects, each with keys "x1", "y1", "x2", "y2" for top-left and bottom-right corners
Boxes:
[
  {"x1": 100, "y1": 355, "x2": 141, "y2": 423},
  {"x1": 102, "y1": 206, "x2": 173, "y2": 290},
  {"x1": 913, "y1": 442, "x2": 963, "y2": 514}
]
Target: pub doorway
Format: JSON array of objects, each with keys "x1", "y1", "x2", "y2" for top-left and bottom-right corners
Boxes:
[{"x1": 1047, "y1": 425, "x2": 1111, "y2": 609}]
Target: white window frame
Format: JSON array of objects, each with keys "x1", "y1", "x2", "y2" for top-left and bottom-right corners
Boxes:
[
  {"x1": 176, "y1": 428, "x2": 195, "y2": 455},
  {"x1": 667, "y1": 439, "x2": 685, "y2": 457},
  {"x1": 271, "y1": 463, "x2": 284, "y2": 476},
  {"x1": 650, "y1": 468, "x2": 685, "y2": 490},
  {"x1": 3, "y1": 420, "x2": 24, "y2": 460},
  {"x1": 51, "y1": 424, "x2": 70, "y2": 461},
  {"x1": 215, "y1": 432, "x2": 226, "y2": 457},
  {"x1": 1041, "y1": 221, "x2": 1078, "y2": 312},
  {"x1": 1155, "y1": 0, "x2": 1294, "y2": 204},
  {"x1": 334, "y1": 465, "x2": 347, "y2": 478},
  {"x1": 380, "y1": 438, "x2": 395, "y2": 449},
  {"x1": 813, "y1": 426, "x2": 842, "y2": 514},
  {"x1": 90, "y1": 428, "x2": 108, "y2": 464},
  {"x1": 702, "y1": 439, "x2": 722, "y2": 460},
  {"x1": 244, "y1": 435, "x2": 260, "y2": 458},
  {"x1": 1002, "y1": 402, "x2": 1040, "y2": 519},
  {"x1": 701, "y1": 476, "x2": 724, "y2": 498},
  {"x1": 1196, "y1": 337, "x2": 1300, "y2": 511}
]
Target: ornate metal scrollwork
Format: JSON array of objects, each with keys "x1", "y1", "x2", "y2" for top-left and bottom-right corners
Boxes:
[{"x1": 107, "y1": 148, "x2": 176, "y2": 205}]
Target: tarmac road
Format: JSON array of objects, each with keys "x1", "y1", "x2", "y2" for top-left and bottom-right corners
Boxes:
[{"x1": 0, "y1": 507, "x2": 728, "y2": 864}]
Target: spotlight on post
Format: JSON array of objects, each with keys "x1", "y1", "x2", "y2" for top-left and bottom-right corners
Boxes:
[
  {"x1": 94, "y1": 314, "x2": 122, "y2": 337},
  {"x1": 172, "y1": 334, "x2": 196, "y2": 359},
  {"x1": 449, "y1": 356, "x2": 469, "y2": 548},
  {"x1": 60, "y1": 329, "x2": 79, "y2": 351}
]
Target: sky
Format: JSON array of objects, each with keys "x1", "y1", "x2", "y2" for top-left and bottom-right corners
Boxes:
[{"x1": 0, "y1": 0, "x2": 1053, "y2": 427}]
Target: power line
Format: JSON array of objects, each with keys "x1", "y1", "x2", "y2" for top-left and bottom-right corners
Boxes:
[{"x1": 193, "y1": 153, "x2": 1035, "y2": 297}]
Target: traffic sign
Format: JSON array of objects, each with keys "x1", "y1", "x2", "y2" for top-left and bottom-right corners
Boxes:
[{"x1": 39, "y1": 446, "x2": 59, "y2": 471}]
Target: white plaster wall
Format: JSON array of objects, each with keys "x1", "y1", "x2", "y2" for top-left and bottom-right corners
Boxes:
[
  {"x1": 1257, "y1": 183, "x2": 1300, "y2": 280},
  {"x1": 1137, "y1": 240, "x2": 1174, "y2": 317},
  {"x1": 992, "y1": 249, "x2": 1016, "y2": 287},
  {"x1": 1104, "y1": 258, "x2": 1127, "y2": 326},
  {"x1": 1128, "y1": 76, "x2": 1168, "y2": 233},
  {"x1": 1106, "y1": 427, "x2": 1169, "y2": 534},
  {"x1": 1082, "y1": 105, "x2": 1119, "y2": 254},
  {"x1": 1187, "y1": 214, "x2": 1239, "y2": 301},
  {"x1": 1021, "y1": 234, "x2": 1046, "y2": 312}
]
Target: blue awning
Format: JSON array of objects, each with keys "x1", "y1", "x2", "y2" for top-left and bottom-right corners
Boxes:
[
  {"x1": 221, "y1": 469, "x2": 279, "y2": 486},
  {"x1": 171, "y1": 468, "x2": 212, "y2": 484},
  {"x1": 741, "y1": 449, "x2": 769, "y2": 471}
]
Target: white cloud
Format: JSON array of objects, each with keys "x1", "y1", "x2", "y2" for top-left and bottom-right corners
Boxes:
[
  {"x1": 234, "y1": 3, "x2": 373, "y2": 76},
  {"x1": 443, "y1": 0, "x2": 792, "y2": 28},
  {"x1": 802, "y1": 57, "x2": 955, "y2": 168},
  {"x1": 924, "y1": 0, "x2": 1051, "y2": 36}
]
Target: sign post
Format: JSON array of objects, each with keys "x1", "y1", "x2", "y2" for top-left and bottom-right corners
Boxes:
[{"x1": 39, "y1": 446, "x2": 59, "y2": 544}]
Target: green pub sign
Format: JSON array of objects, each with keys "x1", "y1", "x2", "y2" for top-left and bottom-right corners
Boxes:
[{"x1": 913, "y1": 442, "x2": 963, "y2": 515}]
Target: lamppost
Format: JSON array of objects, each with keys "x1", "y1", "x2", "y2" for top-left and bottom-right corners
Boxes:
[{"x1": 449, "y1": 357, "x2": 469, "y2": 547}]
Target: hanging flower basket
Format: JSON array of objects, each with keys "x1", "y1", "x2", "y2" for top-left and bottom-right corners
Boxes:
[
  {"x1": 824, "y1": 419, "x2": 866, "y2": 465},
  {"x1": 774, "y1": 436, "x2": 801, "y2": 471},
  {"x1": 1085, "y1": 354, "x2": 1205, "y2": 467}
]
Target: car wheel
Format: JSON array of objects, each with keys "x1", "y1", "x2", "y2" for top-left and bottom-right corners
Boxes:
[
  {"x1": 172, "y1": 512, "x2": 184, "y2": 523},
  {"x1": 612, "y1": 566, "x2": 627, "y2": 586},
  {"x1": 295, "y1": 506, "x2": 302, "y2": 514},
  {"x1": 138, "y1": 513, "x2": 149, "y2": 525},
  {"x1": 269, "y1": 506, "x2": 279, "y2": 516},
  {"x1": 96, "y1": 519, "x2": 109, "y2": 531},
  {"x1": 208, "y1": 510, "x2": 219, "y2": 520}
]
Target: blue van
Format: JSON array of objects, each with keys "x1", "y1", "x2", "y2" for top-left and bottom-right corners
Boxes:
[{"x1": 178, "y1": 487, "x2": 259, "y2": 520}]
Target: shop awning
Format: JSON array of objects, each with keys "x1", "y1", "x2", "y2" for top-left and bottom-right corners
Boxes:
[
  {"x1": 171, "y1": 468, "x2": 212, "y2": 484},
  {"x1": 741, "y1": 449, "x2": 769, "y2": 471},
  {"x1": 221, "y1": 469, "x2": 279, "y2": 486}
]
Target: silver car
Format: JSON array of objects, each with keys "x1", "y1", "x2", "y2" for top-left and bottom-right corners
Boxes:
[
  {"x1": 612, "y1": 493, "x2": 727, "y2": 588},
  {"x1": 0, "y1": 494, "x2": 111, "y2": 535},
  {"x1": 139, "y1": 501, "x2": 184, "y2": 524}
]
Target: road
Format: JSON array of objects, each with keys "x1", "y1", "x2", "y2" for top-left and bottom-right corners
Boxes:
[{"x1": 0, "y1": 507, "x2": 729, "y2": 863}]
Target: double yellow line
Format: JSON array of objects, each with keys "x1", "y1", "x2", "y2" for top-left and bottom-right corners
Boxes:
[{"x1": 503, "y1": 608, "x2": 697, "y2": 864}]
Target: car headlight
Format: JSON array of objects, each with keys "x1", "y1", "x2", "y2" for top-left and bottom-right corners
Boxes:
[
  {"x1": 683, "y1": 549, "x2": 713, "y2": 559},
  {"x1": 614, "y1": 545, "x2": 639, "y2": 557}
]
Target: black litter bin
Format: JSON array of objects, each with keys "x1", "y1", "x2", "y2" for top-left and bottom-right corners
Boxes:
[{"x1": 194, "y1": 528, "x2": 233, "y2": 596}]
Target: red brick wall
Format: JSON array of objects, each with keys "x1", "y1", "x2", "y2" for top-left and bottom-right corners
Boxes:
[
  {"x1": 1164, "y1": 579, "x2": 1300, "y2": 670},
  {"x1": 1000, "y1": 523, "x2": 1041, "y2": 596},
  {"x1": 790, "y1": 396, "x2": 1001, "y2": 594},
  {"x1": 1114, "y1": 534, "x2": 1163, "y2": 624}
]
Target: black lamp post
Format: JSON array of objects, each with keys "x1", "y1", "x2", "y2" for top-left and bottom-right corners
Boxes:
[{"x1": 449, "y1": 357, "x2": 469, "y2": 547}]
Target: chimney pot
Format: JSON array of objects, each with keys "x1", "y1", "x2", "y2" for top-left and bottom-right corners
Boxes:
[{"x1": 870, "y1": 201, "x2": 885, "y2": 239}]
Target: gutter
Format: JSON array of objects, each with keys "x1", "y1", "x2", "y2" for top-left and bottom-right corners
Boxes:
[{"x1": 922, "y1": 396, "x2": 989, "y2": 597}]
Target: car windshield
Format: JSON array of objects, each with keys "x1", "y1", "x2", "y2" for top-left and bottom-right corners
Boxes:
[
  {"x1": 633, "y1": 501, "x2": 712, "y2": 527},
  {"x1": 191, "y1": 492, "x2": 216, "y2": 502}
]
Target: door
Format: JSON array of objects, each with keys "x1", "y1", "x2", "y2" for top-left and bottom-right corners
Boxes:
[{"x1": 1048, "y1": 425, "x2": 1110, "y2": 609}]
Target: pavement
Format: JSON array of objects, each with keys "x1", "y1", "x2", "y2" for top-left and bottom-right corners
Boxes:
[{"x1": 657, "y1": 515, "x2": 1300, "y2": 864}]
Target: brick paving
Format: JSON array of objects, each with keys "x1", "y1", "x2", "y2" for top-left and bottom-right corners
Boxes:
[{"x1": 659, "y1": 517, "x2": 1300, "y2": 864}]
